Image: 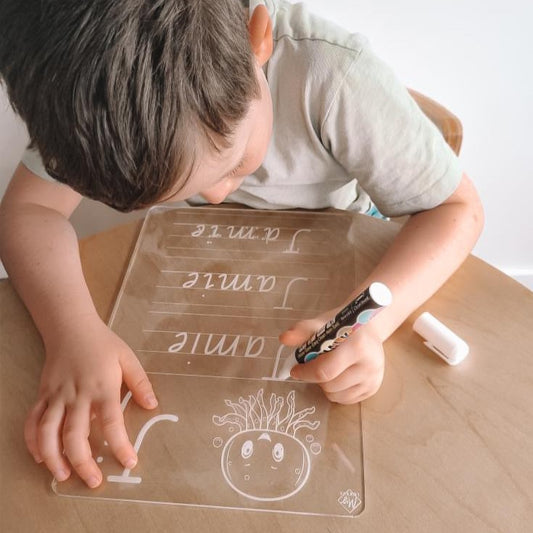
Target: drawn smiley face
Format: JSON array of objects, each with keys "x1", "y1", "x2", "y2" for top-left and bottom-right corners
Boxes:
[{"x1": 220, "y1": 430, "x2": 311, "y2": 501}]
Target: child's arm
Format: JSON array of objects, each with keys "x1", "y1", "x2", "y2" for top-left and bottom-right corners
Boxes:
[
  {"x1": 280, "y1": 173, "x2": 484, "y2": 403},
  {"x1": 0, "y1": 164, "x2": 158, "y2": 487}
]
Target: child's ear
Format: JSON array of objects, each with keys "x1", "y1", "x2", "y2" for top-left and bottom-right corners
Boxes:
[{"x1": 248, "y1": 5, "x2": 273, "y2": 66}]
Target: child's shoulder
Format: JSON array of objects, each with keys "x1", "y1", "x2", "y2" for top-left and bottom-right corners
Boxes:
[
  {"x1": 268, "y1": 0, "x2": 368, "y2": 57},
  {"x1": 265, "y1": 0, "x2": 377, "y2": 112},
  {"x1": 266, "y1": 0, "x2": 372, "y2": 96}
]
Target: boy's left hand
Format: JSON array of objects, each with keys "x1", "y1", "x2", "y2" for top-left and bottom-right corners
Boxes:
[{"x1": 279, "y1": 314, "x2": 385, "y2": 404}]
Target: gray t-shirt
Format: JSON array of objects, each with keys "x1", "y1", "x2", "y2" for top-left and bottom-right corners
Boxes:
[{"x1": 22, "y1": 0, "x2": 462, "y2": 217}]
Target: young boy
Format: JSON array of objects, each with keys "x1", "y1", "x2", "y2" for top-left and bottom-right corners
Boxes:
[{"x1": 0, "y1": 0, "x2": 483, "y2": 490}]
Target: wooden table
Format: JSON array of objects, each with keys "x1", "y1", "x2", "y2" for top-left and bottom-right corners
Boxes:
[{"x1": 1, "y1": 213, "x2": 532, "y2": 532}]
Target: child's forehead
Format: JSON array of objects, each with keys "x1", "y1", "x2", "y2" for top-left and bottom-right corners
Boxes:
[
  {"x1": 200, "y1": 118, "x2": 251, "y2": 170},
  {"x1": 167, "y1": 130, "x2": 245, "y2": 196}
]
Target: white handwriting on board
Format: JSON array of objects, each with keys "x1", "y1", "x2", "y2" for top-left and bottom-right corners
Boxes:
[
  {"x1": 168, "y1": 332, "x2": 265, "y2": 357},
  {"x1": 283, "y1": 229, "x2": 311, "y2": 254},
  {"x1": 182, "y1": 272, "x2": 276, "y2": 292},
  {"x1": 191, "y1": 224, "x2": 281, "y2": 243}
]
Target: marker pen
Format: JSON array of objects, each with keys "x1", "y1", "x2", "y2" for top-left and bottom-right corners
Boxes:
[{"x1": 278, "y1": 282, "x2": 392, "y2": 380}]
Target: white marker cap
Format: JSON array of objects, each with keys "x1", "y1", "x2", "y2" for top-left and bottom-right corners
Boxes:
[
  {"x1": 413, "y1": 312, "x2": 469, "y2": 366},
  {"x1": 369, "y1": 282, "x2": 393, "y2": 307}
]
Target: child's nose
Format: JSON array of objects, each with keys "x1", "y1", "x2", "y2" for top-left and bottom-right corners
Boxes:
[{"x1": 200, "y1": 179, "x2": 231, "y2": 204}]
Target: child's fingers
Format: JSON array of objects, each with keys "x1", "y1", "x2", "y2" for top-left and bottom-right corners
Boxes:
[
  {"x1": 24, "y1": 399, "x2": 47, "y2": 463},
  {"x1": 290, "y1": 344, "x2": 353, "y2": 383},
  {"x1": 95, "y1": 398, "x2": 137, "y2": 472},
  {"x1": 318, "y1": 364, "x2": 366, "y2": 394},
  {"x1": 120, "y1": 352, "x2": 158, "y2": 410},
  {"x1": 279, "y1": 317, "x2": 327, "y2": 347},
  {"x1": 322, "y1": 383, "x2": 374, "y2": 405},
  {"x1": 62, "y1": 398, "x2": 102, "y2": 488},
  {"x1": 36, "y1": 400, "x2": 71, "y2": 482}
]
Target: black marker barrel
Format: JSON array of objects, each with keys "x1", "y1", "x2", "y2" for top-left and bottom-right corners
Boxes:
[{"x1": 294, "y1": 282, "x2": 392, "y2": 363}]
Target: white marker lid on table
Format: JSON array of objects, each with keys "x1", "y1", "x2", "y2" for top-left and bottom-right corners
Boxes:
[{"x1": 413, "y1": 312, "x2": 469, "y2": 365}]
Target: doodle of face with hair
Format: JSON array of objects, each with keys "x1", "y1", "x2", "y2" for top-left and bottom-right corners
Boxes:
[
  {"x1": 221, "y1": 429, "x2": 310, "y2": 500},
  {"x1": 212, "y1": 389, "x2": 322, "y2": 502}
]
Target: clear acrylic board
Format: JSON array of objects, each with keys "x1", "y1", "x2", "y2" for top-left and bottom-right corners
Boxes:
[{"x1": 53, "y1": 206, "x2": 365, "y2": 517}]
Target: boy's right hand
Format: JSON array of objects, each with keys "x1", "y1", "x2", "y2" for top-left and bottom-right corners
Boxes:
[{"x1": 24, "y1": 315, "x2": 158, "y2": 488}]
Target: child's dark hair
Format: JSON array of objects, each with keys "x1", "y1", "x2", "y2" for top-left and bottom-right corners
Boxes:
[{"x1": 0, "y1": 0, "x2": 259, "y2": 211}]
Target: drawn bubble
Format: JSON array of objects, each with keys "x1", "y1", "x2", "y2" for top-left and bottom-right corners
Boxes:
[
  {"x1": 305, "y1": 434, "x2": 314, "y2": 443},
  {"x1": 213, "y1": 437, "x2": 223, "y2": 448},
  {"x1": 96, "y1": 456, "x2": 103, "y2": 463},
  {"x1": 228, "y1": 427, "x2": 235, "y2": 433},
  {"x1": 244, "y1": 474, "x2": 250, "y2": 481},
  {"x1": 310, "y1": 442, "x2": 322, "y2": 455}
]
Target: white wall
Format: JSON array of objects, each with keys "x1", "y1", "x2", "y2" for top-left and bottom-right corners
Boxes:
[{"x1": 1, "y1": 0, "x2": 532, "y2": 288}]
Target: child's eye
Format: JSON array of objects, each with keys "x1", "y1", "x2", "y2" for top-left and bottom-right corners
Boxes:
[{"x1": 228, "y1": 159, "x2": 245, "y2": 178}]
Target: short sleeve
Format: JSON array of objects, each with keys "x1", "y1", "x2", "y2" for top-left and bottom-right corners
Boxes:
[
  {"x1": 320, "y1": 45, "x2": 462, "y2": 217},
  {"x1": 21, "y1": 147, "x2": 55, "y2": 181}
]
